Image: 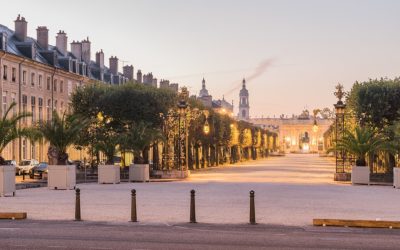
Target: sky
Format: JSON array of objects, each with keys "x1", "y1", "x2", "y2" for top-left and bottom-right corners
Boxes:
[{"x1": 1, "y1": 0, "x2": 399, "y2": 118}]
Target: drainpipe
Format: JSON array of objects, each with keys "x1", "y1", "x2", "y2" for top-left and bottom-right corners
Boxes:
[
  {"x1": 18, "y1": 58, "x2": 27, "y2": 162},
  {"x1": 50, "y1": 68, "x2": 58, "y2": 114},
  {"x1": 0, "y1": 51, "x2": 6, "y2": 117}
]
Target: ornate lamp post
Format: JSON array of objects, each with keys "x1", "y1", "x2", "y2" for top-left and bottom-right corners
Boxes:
[{"x1": 333, "y1": 83, "x2": 348, "y2": 181}]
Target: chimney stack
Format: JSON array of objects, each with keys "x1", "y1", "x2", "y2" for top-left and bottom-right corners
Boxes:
[
  {"x1": 36, "y1": 26, "x2": 49, "y2": 49},
  {"x1": 136, "y1": 70, "x2": 142, "y2": 83},
  {"x1": 96, "y1": 50, "x2": 104, "y2": 69},
  {"x1": 109, "y1": 56, "x2": 119, "y2": 75},
  {"x1": 81, "y1": 37, "x2": 91, "y2": 64},
  {"x1": 71, "y1": 41, "x2": 82, "y2": 61},
  {"x1": 123, "y1": 65, "x2": 134, "y2": 81},
  {"x1": 14, "y1": 15, "x2": 27, "y2": 41},
  {"x1": 56, "y1": 30, "x2": 68, "y2": 56}
]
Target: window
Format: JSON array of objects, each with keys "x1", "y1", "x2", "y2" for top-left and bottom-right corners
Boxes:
[
  {"x1": 53, "y1": 79, "x2": 57, "y2": 92},
  {"x1": 31, "y1": 72, "x2": 35, "y2": 87},
  {"x1": 54, "y1": 100, "x2": 57, "y2": 111},
  {"x1": 242, "y1": 109, "x2": 246, "y2": 118},
  {"x1": 11, "y1": 93, "x2": 16, "y2": 116},
  {"x1": 60, "y1": 101, "x2": 64, "y2": 113},
  {"x1": 22, "y1": 95, "x2": 27, "y2": 124},
  {"x1": 31, "y1": 96, "x2": 36, "y2": 123},
  {"x1": 11, "y1": 67, "x2": 16, "y2": 82},
  {"x1": 22, "y1": 70, "x2": 26, "y2": 85},
  {"x1": 47, "y1": 99, "x2": 51, "y2": 121},
  {"x1": 47, "y1": 77, "x2": 51, "y2": 90},
  {"x1": 38, "y1": 75, "x2": 42, "y2": 88},
  {"x1": 31, "y1": 142, "x2": 36, "y2": 159},
  {"x1": 3, "y1": 65, "x2": 7, "y2": 80},
  {"x1": 60, "y1": 80, "x2": 64, "y2": 93},
  {"x1": 38, "y1": 98, "x2": 43, "y2": 122},
  {"x1": 2, "y1": 91, "x2": 7, "y2": 115},
  {"x1": 22, "y1": 139, "x2": 27, "y2": 159}
]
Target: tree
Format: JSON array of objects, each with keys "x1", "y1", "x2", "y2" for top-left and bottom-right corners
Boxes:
[
  {"x1": 37, "y1": 111, "x2": 88, "y2": 165},
  {"x1": 0, "y1": 102, "x2": 32, "y2": 164},
  {"x1": 335, "y1": 126, "x2": 392, "y2": 166},
  {"x1": 119, "y1": 121, "x2": 163, "y2": 164}
]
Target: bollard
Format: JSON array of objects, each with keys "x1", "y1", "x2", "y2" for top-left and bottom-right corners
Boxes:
[
  {"x1": 190, "y1": 189, "x2": 196, "y2": 223},
  {"x1": 249, "y1": 190, "x2": 256, "y2": 225},
  {"x1": 131, "y1": 189, "x2": 137, "y2": 222},
  {"x1": 75, "y1": 188, "x2": 81, "y2": 221}
]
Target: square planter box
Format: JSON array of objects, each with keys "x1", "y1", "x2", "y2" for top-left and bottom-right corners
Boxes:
[
  {"x1": 394, "y1": 168, "x2": 400, "y2": 188},
  {"x1": 98, "y1": 165, "x2": 120, "y2": 184},
  {"x1": 351, "y1": 166, "x2": 370, "y2": 185},
  {"x1": 0, "y1": 165, "x2": 16, "y2": 197},
  {"x1": 48, "y1": 165, "x2": 76, "y2": 190},
  {"x1": 129, "y1": 164, "x2": 150, "y2": 182}
]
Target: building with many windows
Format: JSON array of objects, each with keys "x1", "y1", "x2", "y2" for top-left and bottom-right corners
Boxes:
[{"x1": 0, "y1": 15, "x2": 178, "y2": 163}]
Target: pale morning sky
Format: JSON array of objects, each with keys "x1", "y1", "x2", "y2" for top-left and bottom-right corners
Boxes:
[{"x1": 1, "y1": 0, "x2": 399, "y2": 118}]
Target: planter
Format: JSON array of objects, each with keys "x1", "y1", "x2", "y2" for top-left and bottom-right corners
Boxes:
[
  {"x1": 98, "y1": 165, "x2": 120, "y2": 184},
  {"x1": 394, "y1": 168, "x2": 400, "y2": 188},
  {"x1": 351, "y1": 166, "x2": 370, "y2": 185},
  {"x1": 129, "y1": 164, "x2": 150, "y2": 182},
  {"x1": 0, "y1": 165, "x2": 16, "y2": 197},
  {"x1": 48, "y1": 165, "x2": 76, "y2": 190}
]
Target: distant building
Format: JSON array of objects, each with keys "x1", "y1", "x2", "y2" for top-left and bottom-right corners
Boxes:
[
  {"x1": 251, "y1": 110, "x2": 332, "y2": 153},
  {"x1": 238, "y1": 78, "x2": 249, "y2": 120},
  {"x1": 197, "y1": 78, "x2": 212, "y2": 107}
]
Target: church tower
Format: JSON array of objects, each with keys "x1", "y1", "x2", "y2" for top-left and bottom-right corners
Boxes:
[{"x1": 238, "y1": 78, "x2": 250, "y2": 120}]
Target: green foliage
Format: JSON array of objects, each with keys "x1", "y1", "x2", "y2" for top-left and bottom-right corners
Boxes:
[
  {"x1": 0, "y1": 102, "x2": 33, "y2": 159},
  {"x1": 335, "y1": 126, "x2": 393, "y2": 166},
  {"x1": 347, "y1": 77, "x2": 400, "y2": 129},
  {"x1": 37, "y1": 111, "x2": 88, "y2": 165}
]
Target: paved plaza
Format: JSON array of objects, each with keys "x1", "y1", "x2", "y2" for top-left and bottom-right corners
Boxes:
[{"x1": 1, "y1": 154, "x2": 400, "y2": 226}]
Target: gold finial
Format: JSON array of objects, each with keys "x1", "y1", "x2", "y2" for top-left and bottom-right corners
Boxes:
[{"x1": 334, "y1": 83, "x2": 345, "y2": 102}]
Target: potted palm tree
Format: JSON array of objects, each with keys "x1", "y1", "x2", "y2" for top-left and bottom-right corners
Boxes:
[
  {"x1": 37, "y1": 111, "x2": 87, "y2": 190},
  {"x1": 0, "y1": 102, "x2": 32, "y2": 196},
  {"x1": 120, "y1": 121, "x2": 162, "y2": 182},
  {"x1": 336, "y1": 126, "x2": 389, "y2": 185},
  {"x1": 96, "y1": 132, "x2": 120, "y2": 184}
]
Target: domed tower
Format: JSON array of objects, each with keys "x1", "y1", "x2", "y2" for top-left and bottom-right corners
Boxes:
[
  {"x1": 238, "y1": 78, "x2": 249, "y2": 120},
  {"x1": 199, "y1": 77, "x2": 209, "y2": 97}
]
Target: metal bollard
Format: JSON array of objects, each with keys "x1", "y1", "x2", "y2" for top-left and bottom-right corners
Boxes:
[
  {"x1": 75, "y1": 188, "x2": 81, "y2": 221},
  {"x1": 250, "y1": 190, "x2": 256, "y2": 225},
  {"x1": 190, "y1": 189, "x2": 196, "y2": 223},
  {"x1": 131, "y1": 189, "x2": 137, "y2": 222}
]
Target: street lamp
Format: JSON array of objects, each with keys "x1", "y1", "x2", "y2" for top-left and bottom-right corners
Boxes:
[{"x1": 333, "y1": 83, "x2": 347, "y2": 180}]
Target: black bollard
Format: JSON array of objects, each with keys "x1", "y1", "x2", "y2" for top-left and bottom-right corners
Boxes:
[
  {"x1": 249, "y1": 190, "x2": 256, "y2": 225},
  {"x1": 190, "y1": 189, "x2": 196, "y2": 223},
  {"x1": 75, "y1": 188, "x2": 81, "y2": 221},
  {"x1": 131, "y1": 189, "x2": 137, "y2": 222}
]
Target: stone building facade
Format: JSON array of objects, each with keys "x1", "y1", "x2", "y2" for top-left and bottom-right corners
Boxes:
[
  {"x1": 0, "y1": 15, "x2": 179, "y2": 163},
  {"x1": 251, "y1": 111, "x2": 333, "y2": 153}
]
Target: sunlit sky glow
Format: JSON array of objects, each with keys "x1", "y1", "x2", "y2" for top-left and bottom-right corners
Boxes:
[{"x1": 2, "y1": 0, "x2": 399, "y2": 117}]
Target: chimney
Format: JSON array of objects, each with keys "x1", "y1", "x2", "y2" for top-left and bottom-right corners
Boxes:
[
  {"x1": 14, "y1": 15, "x2": 27, "y2": 41},
  {"x1": 81, "y1": 37, "x2": 91, "y2": 64},
  {"x1": 71, "y1": 41, "x2": 82, "y2": 61},
  {"x1": 95, "y1": 50, "x2": 104, "y2": 69},
  {"x1": 36, "y1": 26, "x2": 49, "y2": 49},
  {"x1": 56, "y1": 30, "x2": 68, "y2": 56},
  {"x1": 123, "y1": 65, "x2": 134, "y2": 81},
  {"x1": 109, "y1": 56, "x2": 118, "y2": 75},
  {"x1": 136, "y1": 70, "x2": 142, "y2": 83}
]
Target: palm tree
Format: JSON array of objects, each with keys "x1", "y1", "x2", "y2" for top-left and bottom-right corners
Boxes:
[
  {"x1": 119, "y1": 121, "x2": 163, "y2": 164},
  {"x1": 37, "y1": 111, "x2": 87, "y2": 165},
  {"x1": 335, "y1": 126, "x2": 392, "y2": 166},
  {"x1": 0, "y1": 102, "x2": 32, "y2": 164}
]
